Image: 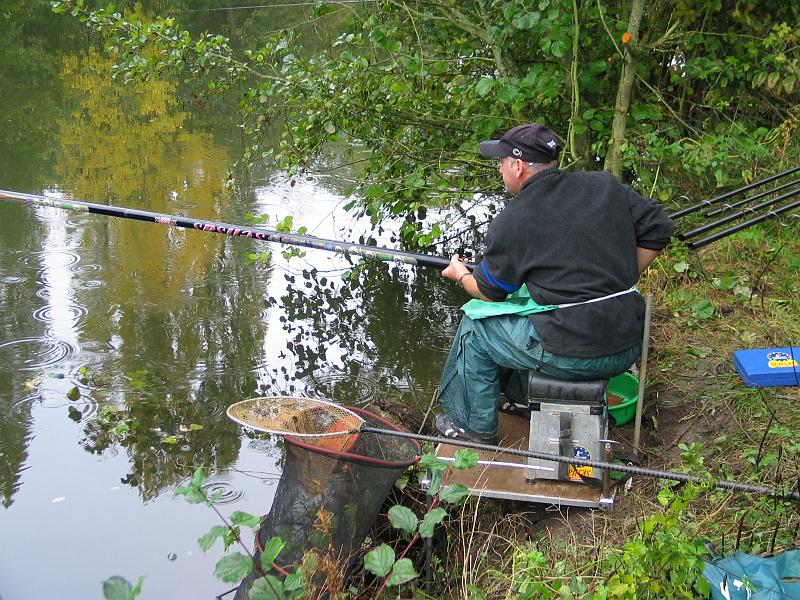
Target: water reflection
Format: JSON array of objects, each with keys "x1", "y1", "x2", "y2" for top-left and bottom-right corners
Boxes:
[{"x1": 0, "y1": 1, "x2": 471, "y2": 595}]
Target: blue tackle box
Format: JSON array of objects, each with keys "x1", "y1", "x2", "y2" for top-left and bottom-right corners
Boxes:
[{"x1": 733, "y1": 347, "x2": 800, "y2": 387}]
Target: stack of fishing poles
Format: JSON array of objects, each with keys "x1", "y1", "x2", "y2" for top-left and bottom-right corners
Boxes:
[{"x1": 671, "y1": 166, "x2": 800, "y2": 249}]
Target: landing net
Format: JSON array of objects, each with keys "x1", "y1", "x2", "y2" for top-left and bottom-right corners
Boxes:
[{"x1": 226, "y1": 396, "x2": 364, "y2": 437}]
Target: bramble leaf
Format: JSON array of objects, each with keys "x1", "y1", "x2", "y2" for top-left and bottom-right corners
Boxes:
[
  {"x1": 213, "y1": 552, "x2": 253, "y2": 583},
  {"x1": 419, "y1": 507, "x2": 447, "y2": 538},
  {"x1": 388, "y1": 505, "x2": 418, "y2": 534},
  {"x1": 387, "y1": 558, "x2": 418, "y2": 586},
  {"x1": 249, "y1": 575, "x2": 285, "y2": 600},
  {"x1": 364, "y1": 544, "x2": 395, "y2": 577},
  {"x1": 198, "y1": 525, "x2": 228, "y2": 551}
]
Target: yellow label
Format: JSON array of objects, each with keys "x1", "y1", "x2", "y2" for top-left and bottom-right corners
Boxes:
[
  {"x1": 568, "y1": 465, "x2": 592, "y2": 481},
  {"x1": 769, "y1": 359, "x2": 799, "y2": 368}
]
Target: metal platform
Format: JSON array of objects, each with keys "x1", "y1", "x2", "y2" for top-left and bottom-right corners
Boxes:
[{"x1": 435, "y1": 411, "x2": 614, "y2": 508}]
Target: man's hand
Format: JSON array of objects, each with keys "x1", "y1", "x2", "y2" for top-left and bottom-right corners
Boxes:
[
  {"x1": 442, "y1": 253, "x2": 471, "y2": 283},
  {"x1": 442, "y1": 254, "x2": 493, "y2": 302}
]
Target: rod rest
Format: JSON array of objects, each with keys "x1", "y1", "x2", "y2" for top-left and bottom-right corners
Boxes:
[{"x1": 528, "y1": 372, "x2": 607, "y2": 405}]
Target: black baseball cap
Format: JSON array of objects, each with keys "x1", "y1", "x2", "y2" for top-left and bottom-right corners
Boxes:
[{"x1": 479, "y1": 124, "x2": 561, "y2": 163}]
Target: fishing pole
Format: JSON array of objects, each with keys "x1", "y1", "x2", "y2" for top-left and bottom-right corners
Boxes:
[
  {"x1": 669, "y1": 165, "x2": 800, "y2": 220},
  {"x1": 0, "y1": 189, "x2": 472, "y2": 271},
  {"x1": 678, "y1": 186, "x2": 800, "y2": 241},
  {"x1": 687, "y1": 198, "x2": 800, "y2": 249},
  {"x1": 366, "y1": 427, "x2": 800, "y2": 502},
  {"x1": 704, "y1": 177, "x2": 800, "y2": 218}
]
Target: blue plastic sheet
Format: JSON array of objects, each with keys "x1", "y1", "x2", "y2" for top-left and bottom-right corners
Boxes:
[{"x1": 703, "y1": 550, "x2": 800, "y2": 599}]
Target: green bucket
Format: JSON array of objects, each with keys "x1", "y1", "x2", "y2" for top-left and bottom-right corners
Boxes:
[{"x1": 607, "y1": 372, "x2": 639, "y2": 426}]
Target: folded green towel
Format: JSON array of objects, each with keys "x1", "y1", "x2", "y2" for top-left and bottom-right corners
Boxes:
[{"x1": 461, "y1": 286, "x2": 557, "y2": 319}]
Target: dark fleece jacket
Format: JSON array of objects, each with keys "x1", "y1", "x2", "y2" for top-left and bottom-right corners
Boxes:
[{"x1": 472, "y1": 168, "x2": 674, "y2": 357}]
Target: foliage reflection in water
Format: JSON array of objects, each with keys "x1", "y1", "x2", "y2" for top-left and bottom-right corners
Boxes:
[{"x1": 0, "y1": 3, "x2": 468, "y2": 597}]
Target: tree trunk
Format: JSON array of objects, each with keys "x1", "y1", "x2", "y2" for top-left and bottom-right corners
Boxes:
[{"x1": 604, "y1": 0, "x2": 645, "y2": 177}]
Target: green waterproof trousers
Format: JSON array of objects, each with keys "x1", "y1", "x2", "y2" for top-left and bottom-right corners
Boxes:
[{"x1": 436, "y1": 314, "x2": 642, "y2": 439}]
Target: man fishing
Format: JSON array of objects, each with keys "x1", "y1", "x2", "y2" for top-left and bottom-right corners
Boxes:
[{"x1": 434, "y1": 123, "x2": 674, "y2": 444}]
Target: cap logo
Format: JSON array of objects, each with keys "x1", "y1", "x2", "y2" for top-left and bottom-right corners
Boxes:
[
  {"x1": 512, "y1": 148, "x2": 522, "y2": 157},
  {"x1": 546, "y1": 140, "x2": 557, "y2": 148}
]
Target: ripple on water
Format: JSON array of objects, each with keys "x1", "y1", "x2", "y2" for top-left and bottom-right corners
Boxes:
[
  {"x1": 200, "y1": 479, "x2": 245, "y2": 504},
  {"x1": 300, "y1": 370, "x2": 384, "y2": 407},
  {"x1": 32, "y1": 304, "x2": 89, "y2": 324},
  {"x1": 8, "y1": 388, "x2": 99, "y2": 423},
  {"x1": 8, "y1": 393, "x2": 39, "y2": 420},
  {"x1": 73, "y1": 263, "x2": 101, "y2": 273},
  {"x1": 0, "y1": 337, "x2": 79, "y2": 371},
  {"x1": 65, "y1": 397, "x2": 100, "y2": 423},
  {"x1": 22, "y1": 249, "x2": 81, "y2": 270},
  {"x1": 36, "y1": 286, "x2": 76, "y2": 302},
  {"x1": 1, "y1": 275, "x2": 27, "y2": 284}
]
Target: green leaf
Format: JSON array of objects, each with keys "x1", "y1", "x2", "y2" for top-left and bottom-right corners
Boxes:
[
  {"x1": 102, "y1": 576, "x2": 145, "y2": 600},
  {"x1": 690, "y1": 299, "x2": 715, "y2": 321},
  {"x1": 249, "y1": 575, "x2": 285, "y2": 600},
  {"x1": 174, "y1": 485, "x2": 206, "y2": 505},
  {"x1": 364, "y1": 544, "x2": 395, "y2": 577},
  {"x1": 190, "y1": 466, "x2": 207, "y2": 488},
  {"x1": 497, "y1": 85, "x2": 520, "y2": 103},
  {"x1": 439, "y1": 483, "x2": 470, "y2": 504},
  {"x1": 419, "y1": 452, "x2": 448, "y2": 471},
  {"x1": 198, "y1": 525, "x2": 228, "y2": 551},
  {"x1": 387, "y1": 558, "x2": 418, "y2": 586},
  {"x1": 388, "y1": 505, "x2": 418, "y2": 534},
  {"x1": 513, "y1": 11, "x2": 541, "y2": 29},
  {"x1": 284, "y1": 568, "x2": 307, "y2": 593},
  {"x1": 673, "y1": 261, "x2": 690, "y2": 273},
  {"x1": 419, "y1": 507, "x2": 447, "y2": 538},
  {"x1": 260, "y1": 536, "x2": 286, "y2": 568},
  {"x1": 67, "y1": 386, "x2": 81, "y2": 401},
  {"x1": 213, "y1": 552, "x2": 254, "y2": 583},
  {"x1": 230, "y1": 511, "x2": 261, "y2": 529},
  {"x1": 453, "y1": 448, "x2": 480, "y2": 470},
  {"x1": 475, "y1": 77, "x2": 495, "y2": 96}
]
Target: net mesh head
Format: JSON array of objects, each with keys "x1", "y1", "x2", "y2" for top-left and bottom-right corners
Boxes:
[
  {"x1": 226, "y1": 396, "x2": 364, "y2": 438},
  {"x1": 243, "y1": 406, "x2": 421, "y2": 590}
]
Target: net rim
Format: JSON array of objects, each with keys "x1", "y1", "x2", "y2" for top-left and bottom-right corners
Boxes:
[
  {"x1": 285, "y1": 405, "x2": 422, "y2": 467},
  {"x1": 226, "y1": 396, "x2": 366, "y2": 437}
]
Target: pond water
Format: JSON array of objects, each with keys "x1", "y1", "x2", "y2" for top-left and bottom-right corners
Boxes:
[{"x1": 0, "y1": 4, "x2": 466, "y2": 598}]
